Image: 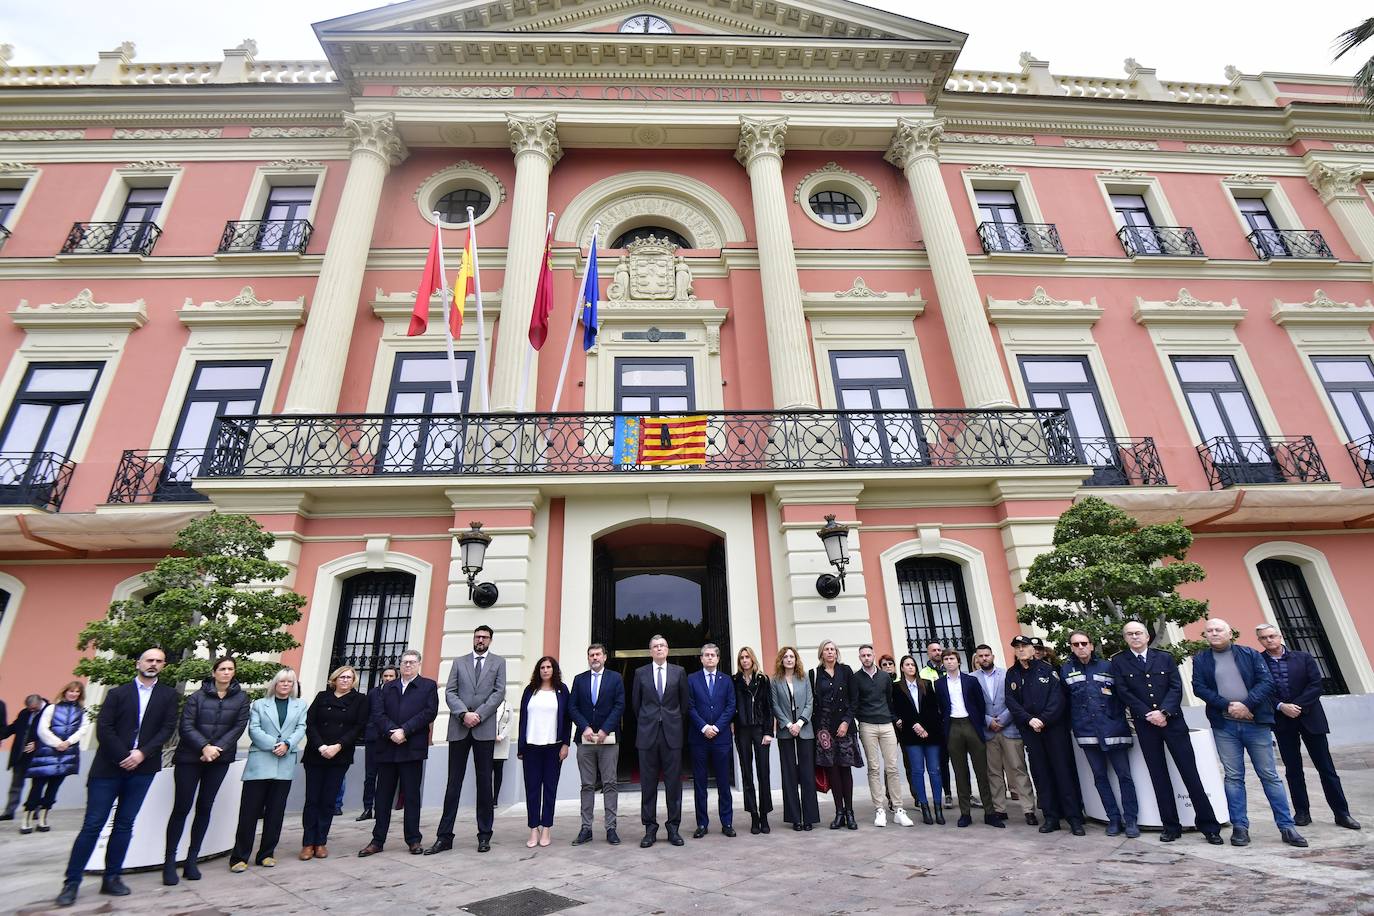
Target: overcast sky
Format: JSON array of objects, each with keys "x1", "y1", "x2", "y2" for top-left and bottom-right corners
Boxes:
[{"x1": 0, "y1": 1, "x2": 1363, "y2": 83}]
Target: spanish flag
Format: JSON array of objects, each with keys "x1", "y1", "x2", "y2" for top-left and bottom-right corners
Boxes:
[
  {"x1": 449, "y1": 226, "x2": 477, "y2": 340},
  {"x1": 637, "y1": 416, "x2": 709, "y2": 466}
]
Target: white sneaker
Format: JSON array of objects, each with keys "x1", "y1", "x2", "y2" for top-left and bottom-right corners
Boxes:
[
  {"x1": 893, "y1": 809, "x2": 914, "y2": 827},
  {"x1": 874, "y1": 808, "x2": 887, "y2": 827}
]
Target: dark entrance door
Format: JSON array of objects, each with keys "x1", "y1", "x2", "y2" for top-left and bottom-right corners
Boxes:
[{"x1": 592, "y1": 527, "x2": 729, "y2": 783}]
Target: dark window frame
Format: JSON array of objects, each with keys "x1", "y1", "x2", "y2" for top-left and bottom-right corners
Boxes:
[
  {"x1": 1310, "y1": 355, "x2": 1374, "y2": 444},
  {"x1": 1257, "y1": 558, "x2": 1348, "y2": 695},
  {"x1": 828, "y1": 349, "x2": 923, "y2": 466},
  {"x1": 0, "y1": 361, "x2": 104, "y2": 460},
  {"x1": 1018, "y1": 354, "x2": 1124, "y2": 485},
  {"x1": 1172, "y1": 354, "x2": 1279, "y2": 484},
  {"x1": 111, "y1": 186, "x2": 166, "y2": 254},
  {"x1": 614, "y1": 356, "x2": 695, "y2": 413},
  {"x1": 0, "y1": 187, "x2": 21, "y2": 226},
  {"x1": 435, "y1": 187, "x2": 492, "y2": 225},
  {"x1": 160, "y1": 360, "x2": 271, "y2": 496},
  {"x1": 896, "y1": 557, "x2": 977, "y2": 667},
  {"x1": 379, "y1": 351, "x2": 475, "y2": 474},
  {"x1": 329, "y1": 571, "x2": 416, "y2": 692},
  {"x1": 808, "y1": 189, "x2": 865, "y2": 226},
  {"x1": 610, "y1": 226, "x2": 691, "y2": 249}
]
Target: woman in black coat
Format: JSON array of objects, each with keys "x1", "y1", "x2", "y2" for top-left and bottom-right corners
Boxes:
[
  {"x1": 300, "y1": 665, "x2": 369, "y2": 860},
  {"x1": 164, "y1": 656, "x2": 251, "y2": 885},
  {"x1": 891, "y1": 655, "x2": 945, "y2": 824},
  {"x1": 732, "y1": 646, "x2": 774, "y2": 834},
  {"x1": 812, "y1": 640, "x2": 862, "y2": 830}
]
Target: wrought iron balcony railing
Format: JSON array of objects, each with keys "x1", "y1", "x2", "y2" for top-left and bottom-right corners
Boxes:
[
  {"x1": 200, "y1": 409, "x2": 1082, "y2": 479},
  {"x1": 1348, "y1": 434, "x2": 1374, "y2": 488},
  {"x1": 1116, "y1": 225, "x2": 1204, "y2": 258},
  {"x1": 1076, "y1": 437, "x2": 1169, "y2": 487},
  {"x1": 60, "y1": 221, "x2": 162, "y2": 255},
  {"x1": 1245, "y1": 228, "x2": 1333, "y2": 261},
  {"x1": 0, "y1": 451, "x2": 76, "y2": 511},
  {"x1": 976, "y1": 221, "x2": 1065, "y2": 255},
  {"x1": 218, "y1": 218, "x2": 314, "y2": 254},
  {"x1": 0, "y1": 224, "x2": 10, "y2": 249},
  {"x1": 107, "y1": 449, "x2": 213, "y2": 504},
  {"x1": 1196, "y1": 435, "x2": 1329, "y2": 489}
]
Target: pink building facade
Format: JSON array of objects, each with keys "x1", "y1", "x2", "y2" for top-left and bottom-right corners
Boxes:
[{"x1": 2, "y1": 1, "x2": 1373, "y2": 775}]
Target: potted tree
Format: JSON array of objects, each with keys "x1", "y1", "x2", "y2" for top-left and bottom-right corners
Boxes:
[
  {"x1": 75, "y1": 513, "x2": 304, "y2": 870},
  {"x1": 1017, "y1": 496, "x2": 1225, "y2": 827}
]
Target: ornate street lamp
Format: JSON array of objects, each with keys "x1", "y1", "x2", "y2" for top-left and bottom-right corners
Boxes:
[
  {"x1": 815, "y1": 514, "x2": 851, "y2": 600},
  {"x1": 457, "y1": 521, "x2": 500, "y2": 609}
]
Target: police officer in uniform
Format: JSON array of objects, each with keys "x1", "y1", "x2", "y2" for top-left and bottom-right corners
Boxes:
[
  {"x1": 1062, "y1": 630, "x2": 1138, "y2": 837},
  {"x1": 1110, "y1": 620, "x2": 1223, "y2": 845},
  {"x1": 1005, "y1": 636, "x2": 1083, "y2": 835}
]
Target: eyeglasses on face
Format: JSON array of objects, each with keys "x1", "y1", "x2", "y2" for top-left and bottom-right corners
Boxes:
[{"x1": 1069, "y1": 641, "x2": 1090, "y2": 647}]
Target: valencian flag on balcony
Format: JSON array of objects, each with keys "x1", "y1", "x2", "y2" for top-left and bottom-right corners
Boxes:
[{"x1": 613, "y1": 415, "x2": 710, "y2": 466}]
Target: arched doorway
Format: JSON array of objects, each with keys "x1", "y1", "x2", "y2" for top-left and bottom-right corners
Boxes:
[{"x1": 592, "y1": 523, "x2": 729, "y2": 781}]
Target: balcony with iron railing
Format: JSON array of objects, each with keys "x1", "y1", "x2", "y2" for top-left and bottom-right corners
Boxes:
[
  {"x1": 1076, "y1": 437, "x2": 1169, "y2": 487},
  {"x1": 1196, "y1": 436, "x2": 1329, "y2": 489},
  {"x1": 107, "y1": 450, "x2": 212, "y2": 505},
  {"x1": 0, "y1": 451, "x2": 77, "y2": 511},
  {"x1": 976, "y1": 222, "x2": 1065, "y2": 255},
  {"x1": 1348, "y1": 434, "x2": 1374, "y2": 488},
  {"x1": 1116, "y1": 226, "x2": 1204, "y2": 258},
  {"x1": 60, "y1": 221, "x2": 162, "y2": 256},
  {"x1": 1245, "y1": 229, "x2": 1334, "y2": 261},
  {"x1": 0, "y1": 224, "x2": 10, "y2": 250},
  {"x1": 217, "y1": 219, "x2": 314, "y2": 255}
]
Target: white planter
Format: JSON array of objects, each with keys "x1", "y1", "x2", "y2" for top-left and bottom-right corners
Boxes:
[
  {"x1": 1072, "y1": 728, "x2": 1228, "y2": 828},
  {"x1": 84, "y1": 760, "x2": 246, "y2": 873}
]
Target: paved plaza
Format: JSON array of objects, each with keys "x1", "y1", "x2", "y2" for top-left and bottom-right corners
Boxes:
[{"x1": 3, "y1": 746, "x2": 1372, "y2": 915}]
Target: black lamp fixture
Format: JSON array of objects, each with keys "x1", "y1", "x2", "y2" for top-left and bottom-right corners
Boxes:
[
  {"x1": 458, "y1": 521, "x2": 500, "y2": 609},
  {"x1": 815, "y1": 514, "x2": 851, "y2": 600}
]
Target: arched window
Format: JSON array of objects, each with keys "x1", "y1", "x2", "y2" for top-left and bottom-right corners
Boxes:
[
  {"x1": 435, "y1": 187, "x2": 492, "y2": 224},
  {"x1": 808, "y1": 190, "x2": 864, "y2": 225},
  {"x1": 331, "y1": 571, "x2": 415, "y2": 690},
  {"x1": 611, "y1": 226, "x2": 690, "y2": 249},
  {"x1": 1257, "y1": 559, "x2": 1348, "y2": 694},
  {"x1": 895, "y1": 558, "x2": 975, "y2": 663}
]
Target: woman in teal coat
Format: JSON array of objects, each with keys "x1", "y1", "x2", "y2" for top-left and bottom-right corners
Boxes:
[{"x1": 230, "y1": 668, "x2": 306, "y2": 871}]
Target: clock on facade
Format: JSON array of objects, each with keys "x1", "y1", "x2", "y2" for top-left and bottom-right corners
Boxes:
[{"x1": 620, "y1": 14, "x2": 673, "y2": 33}]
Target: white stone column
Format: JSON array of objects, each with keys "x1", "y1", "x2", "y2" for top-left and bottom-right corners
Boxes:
[
  {"x1": 284, "y1": 113, "x2": 407, "y2": 413},
  {"x1": 736, "y1": 116, "x2": 819, "y2": 410},
  {"x1": 1307, "y1": 161, "x2": 1374, "y2": 262},
  {"x1": 489, "y1": 115, "x2": 562, "y2": 412},
  {"x1": 885, "y1": 118, "x2": 1013, "y2": 409}
]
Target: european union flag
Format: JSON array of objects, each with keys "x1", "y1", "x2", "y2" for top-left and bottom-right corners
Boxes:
[
  {"x1": 581, "y1": 236, "x2": 599, "y2": 351},
  {"x1": 613, "y1": 415, "x2": 640, "y2": 467}
]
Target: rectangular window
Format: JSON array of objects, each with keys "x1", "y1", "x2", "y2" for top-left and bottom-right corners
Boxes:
[
  {"x1": 1172, "y1": 356, "x2": 1279, "y2": 484},
  {"x1": 830, "y1": 350, "x2": 922, "y2": 465},
  {"x1": 0, "y1": 362, "x2": 102, "y2": 500},
  {"x1": 0, "y1": 188, "x2": 20, "y2": 226},
  {"x1": 110, "y1": 186, "x2": 166, "y2": 253},
  {"x1": 1110, "y1": 193, "x2": 1164, "y2": 255},
  {"x1": 257, "y1": 185, "x2": 315, "y2": 252},
  {"x1": 975, "y1": 188, "x2": 1032, "y2": 252},
  {"x1": 1234, "y1": 196, "x2": 1289, "y2": 258},
  {"x1": 161, "y1": 361, "x2": 270, "y2": 495},
  {"x1": 381, "y1": 352, "x2": 473, "y2": 473},
  {"x1": 1312, "y1": 356, "x2": 1374, "y2": 475},
  {"x1": 615, "y1": 357, "x2": 694, "y2": 412},
  {"x1": 1019, "y1": 355, "x2": 1126, "y2": 485}
]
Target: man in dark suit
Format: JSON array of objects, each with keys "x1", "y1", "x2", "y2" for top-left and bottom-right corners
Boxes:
[
  {"x1": 56, "y1": 647, "x2": 178, "y2": 908},
  {"x1": 360, "y1": 648, "x2": 439, "y2": 858},
  {"x1": 1005, "y1": 635, "x2": 1083, "y2": 835},
  {"x1": 3, "y1": 692, "x2": 45, "y2": 820},
  {"x1": 631, "y1": 633, "x2": 690, "y2": 847},
  {"x1": 1110, "y1": 620, "x2": 1223, "y2": 845},
  {"x1": 687, "y1": 642, "x2": 736, "y2": 838},
  {"x1": 1256, "y1": 624, "x2": 1360, "y2": 830},
  {"x1": 932, "y1": 649, "x2": 1000, "y2": 828},
  {"x1": 569, "y1": 642, "x2": 626, "y2": 846},
  {"x1": 430, "y1": 624, "x2": 505, "y2": 854}
]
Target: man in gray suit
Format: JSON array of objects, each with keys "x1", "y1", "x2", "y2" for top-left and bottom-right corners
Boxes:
[
  {"x1": 973, "y1": 643, "x2": 1036, "y2": 825},
  {"x1": 632, "y1": 634, "x2": 690, "y2": 848},
  {"x1": 428, "y1": 624, "x2": 505, "y2": 854}
]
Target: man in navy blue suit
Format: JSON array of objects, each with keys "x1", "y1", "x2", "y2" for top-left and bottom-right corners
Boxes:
[
  {"x1": 933, "y1": 650, "x2": 1001, "y2": 829},
  {"x1": 687, "y1": 643, "x2": 736, "y2": 838},
  {"x1": 359, "y1": 648, "x2": 439, "y2": 857},
  {"x1": 569, "y1": 643, "x2": 626, "y2": 846}
]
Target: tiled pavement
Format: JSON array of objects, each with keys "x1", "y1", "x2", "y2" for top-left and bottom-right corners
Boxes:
[{"x1": 4, "y1": 747, "x2": 1372, "y2": 915}]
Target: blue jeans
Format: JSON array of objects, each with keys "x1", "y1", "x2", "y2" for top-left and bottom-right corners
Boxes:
[
  {"x1": 64, "y1": 773, "x2": 156, "y2": 884},
  {"x1": 1081, "y1": 744, "x2": 1137, "y2": 824},
  {"x1": 1212, "y1": 720, "x2": 1293, "y2": 830},
  {"x1": 904, "y1": 744, "x2": 942, "y2": 805}
]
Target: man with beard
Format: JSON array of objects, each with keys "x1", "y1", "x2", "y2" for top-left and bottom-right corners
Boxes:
[{"x1": 972, "y1": 643, "x2": 1035, "y2": 825}]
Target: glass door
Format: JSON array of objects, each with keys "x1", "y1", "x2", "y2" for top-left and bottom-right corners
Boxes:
[{"x1": 1173, "y1": 356, "x2": 1279, "y2": 485}]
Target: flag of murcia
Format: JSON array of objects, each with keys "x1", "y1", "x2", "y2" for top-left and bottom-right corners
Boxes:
[{"x1": 637, "y1": 416, "x2": 709, "y2": 466}]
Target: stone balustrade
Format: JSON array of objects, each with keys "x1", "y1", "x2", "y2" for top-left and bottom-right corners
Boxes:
[
  {"x1": 946, "y1": 53, "x2": 1263, "y2": 105},
  {"x1": 0, "y1": 41, "x2": 335, "y2": 86}
]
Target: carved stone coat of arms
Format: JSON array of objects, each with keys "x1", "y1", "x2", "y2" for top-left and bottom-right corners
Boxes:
[{"x1": 606, "y1": 235, "x2": 695, "y2": 302}]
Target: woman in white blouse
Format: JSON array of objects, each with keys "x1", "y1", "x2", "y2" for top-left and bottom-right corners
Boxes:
[{"x1": 518, "y1": 656, "x2": 571, "y2": 848}]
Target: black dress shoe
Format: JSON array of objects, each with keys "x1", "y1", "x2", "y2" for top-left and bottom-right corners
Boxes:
[
  {"x1": 984, "y1": 814, "x2": 1005, "y2": 828},
  {"x1": 692, "y1": 826, "x2": 709, "y2": 839},
  {"x1": 1280, "y1": 827, "x2": 1308, "y2": 847},
  {"x1": 0, "y1": 812, "x2": 12, "y2": 821},
  {"x1": 355, "y1": 808, "x2": 374, "y2": 821},
  {"x1": 722, "y1": 825, "x2": 736, "y2": 837},
  {"x1": 640, "y1": 829, "x2": 657, "y2": 848},
  {"x1": 1159, "y1": 830, "x2": 1180, "y2": 843},
  {"x1": 1025, "y1": 812, "x2": 1039, "y2": 826},
  {"x1": 408, "y1": 843, "x2": 425, "y2": 855},
  {"x1": 1038, "y1": 820, "x2": 1061, "y2": 834},
  {"x1": 845, "y1": 809, "x2": 858, "y2": 830},
  {"x1": 572, "y1": 827, "x2": 594, "y2": 845},
  {"x1": 792, "y1": 822, "x2": 803, "y2": 831},
  {"x1": 1293, "y1": 811, "x2": 1311, "y2": 827},
  {"x1": 667, "y1": 829, "x2": 685, "y2": 846},
  {"x1": 606, "y1": 829, "x2": 621, "y2": 845},
  {"x1": 55, "y1": 882, "x2": 79, "y2": 907},
  {"x1": 956, "y1": 814, "x2": 972, "y2": 828},
  {"x1": 830, "y1": 811, "x2": 845, "y2": 830},
  {"x1": 759, "y1": 814, "x2": 770, "y2": 834},
  {"x1": 1230, "y1": 827, "x2": 1250, "y2": 847},
  {"x1": 477, "y1": 839, "x2": 491, "y2": 853},
  {"x1": 1203, "y1": 832, "x2": 1223, "y2": 845},
  {"x1": 358, "y1": 843, "x2": 383, "y2": 857},
  {"x1": 423, "y1": 839, "x2": 452, "y2": 855},
  {"x1": 1070, "y1": 822, "x2": 1086, "y2": 837},
  {"x1": 802, "y1": 823, "x2": 813, "y2": 831},
  {"x1": 100, "y1": 878, "x2": 131, "y2": 896},
  {"x1": 1336, "y1": 814, "x2": 1362, "y2": 830}
]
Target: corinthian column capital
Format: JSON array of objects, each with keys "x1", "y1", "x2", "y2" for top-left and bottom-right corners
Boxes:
[
  {"x1": 344, "y1": 112, "x2": 408, "y2": 166},
  {"x1": 884, "y1": 118, "x2": 944, "y2": 171},
  {"x1": 1307, "y1": 161, "x2": 1364, "y2": 203},
  {"x1": 507, "y1": 114, "x2": 564, "y2": 166},
  {"x1": 735, "y1": 116, "x2": 788, "y2": 167}
]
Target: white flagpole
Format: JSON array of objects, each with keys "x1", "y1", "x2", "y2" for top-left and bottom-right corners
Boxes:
[
  {"x1": 550, "y1": 220, "x2": 600, "y2": 414},
  {"x1": 466, "y1": 206, "x2": 491, "y2": 413},
  {"x1": 432, "y1": 211, "x2": 461, "y2": 411},
  {"x1": 516, "y1": 211, "x2": 556, "y2": 414}
]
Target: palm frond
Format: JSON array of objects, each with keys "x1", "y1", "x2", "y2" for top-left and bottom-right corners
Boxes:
[{"x1": 1335, "y1": 17, "x2": 1374, "y2": 59}]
